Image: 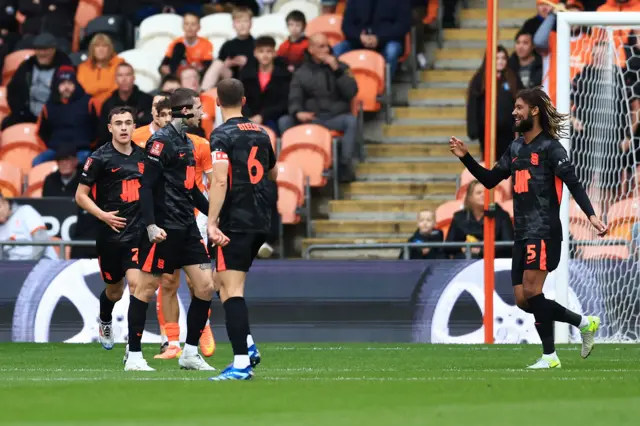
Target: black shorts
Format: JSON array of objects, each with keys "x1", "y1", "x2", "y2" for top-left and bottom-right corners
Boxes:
[
  {"x1": 213, "y1": 232, "x2": 266, "y2": 273},
  {"x1": 97, "y1": 239, "x2": 139, "y2": 284},
  {"x1": 511, "y1": 239, "x2": 562, "y2": 286},
  {"x1": 138, "y1": 222, "x2": 210, "y2": 275}
]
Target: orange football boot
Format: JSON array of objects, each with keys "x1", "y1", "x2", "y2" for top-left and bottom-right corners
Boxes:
[{"x1": 199, "y1": 323, "x2": 215, "y2": 357}]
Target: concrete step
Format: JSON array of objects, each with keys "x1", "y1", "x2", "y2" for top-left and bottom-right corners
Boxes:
[
  {"x1": 408, "y1": 87, "x2": 467, "y2": 107},
  {"x1": 382, "y1": 124, "x2": 465, "y2": 139},
  {"x1": 314, "y1": 220, "x2": 416, "y2": 238},
  {"x1": 343, "y1": 181, "x2": 457, "y2": 200},
  {"x1": 328, "y1": 199, "x2": 446, "y2": 220},
  {"x1": 394, "y1": 106, "x2": 465, "y2": 124},
  {"x1": 301, "y1": 237, "x2": 408, "y2": 259},
  {"x1": 366, "y1": 143, "x2": 479, "y2": 160},
  {"x1": 418, "y1": 70, "x2": 473, "y2": 89},
  {"x1": 444, "y1": 27, "x2": 519, "y2": 42},
  {"x1": 434, "y1": 48, "x2": 484, "y2": 70},
  {"x1": 460, "y1": 8, "x2": 532, "y2": 28}
]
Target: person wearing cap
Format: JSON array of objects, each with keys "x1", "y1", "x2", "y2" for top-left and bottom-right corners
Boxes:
[
  {"x1": 42, "y1": 145, "x2": 81, "y2": 198},
  {"x1": 2, "y1": 32, "x2": 71, "y2": 130},
  {"x1": 33, "y1": 65, "x2": 97, "y2": 167}
]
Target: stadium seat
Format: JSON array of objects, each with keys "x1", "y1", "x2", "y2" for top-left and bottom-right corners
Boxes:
[
  {"x1": 81, "y1": 15, "x2": 131, "y2": 52},
  {"x1": 457, "y1": 164, "x2": 511, "y2": 202},
  {"x1": 0, "y1": 86, "x2": 9, "y2": 115},
  {"x1": 137, "y1": 13, "x2": 183, "y2": 50},
  {"x1": 200, "y1": 13, "x2": 234, "y2": 52},
  {"x1": 306, "y1": 15, "x2": 344, "y2": 47},
  {"x1": 338, "y1": 50, "x2": 385, "y2": 112},
  {"x1": 26, "y1": 161, "x2": 58, "y2": 197},
  {"x1": 606, "y1": 197, "x2": 640, "y2": 239},
  {"x1": 117, "y1": 49, "x2": 163, "y2": 93},
  {"x1": 1, "y1": 123, "x2": 42, "y2": 148},
  {"x1": 579, "y1": 238, "x2": 630, "y2": 260},
  {"x1": 258, "y1": 124, "x2": 278, "y2": 154},
  {"x1": 2, "y1": 50, "x2": 34, "y2": 86},
  {"x1": 73, "y1": 0, "x2": 103, "y2": 52},
  {"x1": 252, "y1": 15, "x2": 289, "y2": 47},
  {"x1": 280, "y1": 124, "x2": 332, "y2": 187},
  {"x1": 69, "y1": 51, "x2": 89, "y2": 67},
  {"x1": 0, "y1": 161, "x2": 23, "y2": 196},
  {"x1": 0, "y1": 144, "x2": 44, "y2": 174},
  {"x1": 276, "y1": 161, "x2": 305, "y2": 224},
  {"x1": 435, "y1": 199, "x2": 464, "y2": 238},
  {"x1": 276, "y1": 0, "x2": 320, "y2": 21}
]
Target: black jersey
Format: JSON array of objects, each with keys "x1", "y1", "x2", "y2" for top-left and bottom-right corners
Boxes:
[
  {"x1": 461, "y1": 132, "x2": 596, "y2": 241},
  {"x1": 210, "y1": 117, "x2": 276, "y2": 234},
  {"x1": 141, "y1": 124, "x2": 200, "y2": 230},
  {"x1": 79, "y1": 142, "x2": 145, "y2": 242}
]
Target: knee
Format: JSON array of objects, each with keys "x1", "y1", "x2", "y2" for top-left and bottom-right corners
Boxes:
[
  {"x1": 522, "y1": 283, "x2": 538, "y2": 301},
  {"x1": 333, "y1": 40, "x2": 351, "y2": 56},
  {"x1": 278, "y1": 115, "x2": 295, "y2": 133},
  {"x1": 515, "y1": 295, "x2": 530, "y2": 312},
  {"x1": 193, "y1": 277, "x2": 214, "y2": 300},
  {"x1": 383, "y1": 42, "x2": 402, "y2": 61},
  {"x1": 105, "y1": 283, "x2": 124, "y2": 302},
  {"x1": 160, "y1": 274, "x2": 179, "y2": 294}
]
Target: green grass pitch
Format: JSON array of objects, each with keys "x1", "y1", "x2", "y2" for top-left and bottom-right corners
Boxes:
[{"x1": 1, "y1": 343, "x2": 640, "y2": 426}]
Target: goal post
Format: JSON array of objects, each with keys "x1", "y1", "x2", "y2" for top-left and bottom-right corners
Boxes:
[{"x1": 556, "y1": 12, "x2": 640, "y2": 343}]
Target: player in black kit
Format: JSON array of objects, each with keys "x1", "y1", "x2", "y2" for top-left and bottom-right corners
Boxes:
[
  {"x1": 75, "y1": 106, "x2": 144, "y2": 352},
  {"x1": 449, "y1": 87, "x2": 608, "y2": 369},
  {"x1": 207, "y1": 79, "x2": 277, "y2": 381},
  {"x1": 124, "y1": 88, "x2": 228, "y2": 372}
]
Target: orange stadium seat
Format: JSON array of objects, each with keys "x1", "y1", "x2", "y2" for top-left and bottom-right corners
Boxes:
[
  {"x1": 0, "y1": 86, "x2": 9, "y2": 115},
  {"x1": 579, "y1": 238, "x2": 630, "y2": 260},
  {"x1": 1, "y1": 123, "x2": 42, "y2": 148},
  {"x1": 73, "y1": 0, "x2": 104, "y2": 52},
  {"x1": 306, "y1": 15, "x2": 344, "y2": 47},
  {"x1": 606, "y1": 197, "x2": 640, "y2": 239},
  {"x1": 258, "y1": 124, "x2": 277, "y2": 154},
  {"x1": 2, "y1": 50, "x2": 34, "y2": 85},
  {"x1": 0, "y1": 144, "x2": 44, "y2": 174},
  {"x1": 0, "y1": 161, "x2": 23, "y2": 196},
  {"x1": 280, "y1": 124, "x2": 332, "y2": 187},
  {"x1": 335, "y1": 0, "x2": 346, "y2": 14},
  {"x1": 25, "y1": 161, "x2": 57, "y2": 197},
  {"x1": 338, "y1": 50, "x2": 385, "y2": 112},
  {"x1": 436, "y1": 199, "x2": 464, "y2": 238},
  {"x1": 276, "y1": 161, "x2": 305, "y2": 224}
]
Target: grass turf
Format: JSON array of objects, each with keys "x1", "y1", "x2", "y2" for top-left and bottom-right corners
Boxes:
[{"x1": 0, "y1": 343, "x2": 639, "y2": 425}]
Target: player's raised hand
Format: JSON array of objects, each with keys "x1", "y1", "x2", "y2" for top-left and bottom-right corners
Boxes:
[
  {"x1": 146, "y1": 224, "x2": 167, "y2": 243},
  {"x1": 100, "y1": 210, "x2": 126, "y2": 233},
  {"x1": 590, "y1": 215, "x2": 608, "y2": 237},
  {"x1": 449, "y1": 136, "x2": 468, "y2": 158}
]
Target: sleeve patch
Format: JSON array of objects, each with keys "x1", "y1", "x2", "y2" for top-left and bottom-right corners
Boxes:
[
  {"x1": 150, "y1": 141, "x2": 164, "y2": 156},
  {"x1": 83, "y1": 158, "x2": 92, "y2": 171},
  {"x1": 213, "y1": 151, "x2": 229, "y2": 163}
]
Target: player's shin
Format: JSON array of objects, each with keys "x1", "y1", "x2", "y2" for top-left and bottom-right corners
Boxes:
[
  {"x1": 99, "y1": 289, "x2": 117, "y2": 323},
  {"x1": 183, "y1": 296, "x2": 212, "y2": 356},
  {"x1": 223, "y1": 297, "x2": 251, "y2": 369},
  {"x1": 527, "y1": 294, "x2": 555, "y2": 355},
  {"x1": 127, "y1": 295, "x2": 149, "y2": 354},
  {"x1": 548, "y1": 299, "x2": 588, "y2": 328}
]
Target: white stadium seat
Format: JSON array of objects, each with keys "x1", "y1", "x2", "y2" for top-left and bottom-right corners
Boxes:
[
  {"x1": 118, "y1": 49, "x2": 163, "y2": 93},
  {"x1": 136, "y1": 37, "x2": 173, "y2": 59},
  {"x1": 137, "y1": 13, "x2": 183, "y2": 48},
  {"x1": 276, "y1": 0, "x2": 320, "y2": 21},
  {"x1": 252, "y1": 14, "x2": 289, "y2": 47},
  {"x1": 200, "y1": 13, "x2": 234, "y2": 42}
]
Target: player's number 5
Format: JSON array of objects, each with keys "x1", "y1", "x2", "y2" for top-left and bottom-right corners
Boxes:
[{"x1": 248, "y1": 146, "x2": 264, "y2": 184}]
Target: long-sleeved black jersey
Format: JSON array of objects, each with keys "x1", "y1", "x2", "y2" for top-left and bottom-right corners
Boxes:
[{"x1": 460, "y1": 132, "x2": 596, "y2": 241}]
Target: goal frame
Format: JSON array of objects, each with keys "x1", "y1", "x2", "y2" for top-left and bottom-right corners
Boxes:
[{"x1": 555, "y1": 12, "x2": 640, "y2": 343}]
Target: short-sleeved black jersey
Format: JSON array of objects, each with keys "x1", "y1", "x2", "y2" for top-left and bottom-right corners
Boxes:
[
  {"x1": 210, "y1": 117, "x2": 276, "y2": 234},
  {"x1": 142, "y1": 124, "x2": 199, "y2": 230},
  {"x1": 79, "y1": 142, "x2": 145, "y2": 242},
  {"x1": 461, "y1": 132, "x2": 595, "y2": 241}
]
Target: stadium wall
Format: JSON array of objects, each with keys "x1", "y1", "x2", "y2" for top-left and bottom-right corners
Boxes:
[{"x1": 1, "y1": 258, "x2": 633, "y2": 344}]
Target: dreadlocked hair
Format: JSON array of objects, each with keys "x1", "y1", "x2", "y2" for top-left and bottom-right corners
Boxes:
[{"x1": 516, "y1": 87, "x2": 569, "y2": 140}]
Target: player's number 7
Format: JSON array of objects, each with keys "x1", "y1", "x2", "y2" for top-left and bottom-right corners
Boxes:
[{"x1": 248, "y1": 146, "x2": 264, "y2": 184}]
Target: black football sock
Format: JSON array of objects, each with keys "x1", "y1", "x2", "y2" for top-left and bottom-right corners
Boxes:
[
  {"x1": 99, "y1": 289, "x2": 116, "y2": 323},
  {"x1": 185, "y1": 296, "x2": 212, "y2": 346},
  {"x1": 548, "y1": 299, "x2": 582, "y2": 328},
  {"x1": 223, "y1": 297, "x2": 250, "y2": 356},
  {"x1": 127, "y1": 296, "x2": 149, "y2": 352},
  {"x1": 527, "y1": 294, "x2": 555, "y2": 355}
]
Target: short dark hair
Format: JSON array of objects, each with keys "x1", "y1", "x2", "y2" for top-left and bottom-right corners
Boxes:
[
  {"x1": 515, "y1": 29, "x2": 533, "y2": 41},
  {"x1": 155, "y1": 97, "x2": 171, "y2": 113},
  {"x1": 216, "y1": 79, "x2": 244, "y2": 108},
  {"x1": 158, "y1": 90, "x2": 173, "y2": 97},
  {"x1": 255, "y1": 36, "x2": 276, "y2": 49},
  {"x1": 183, "y1": 11, "x2": 200, "y2": 21},
  {"x1": 160, "y1": 74, "x2": 180, "y2": 87},
  {"x1": 286, "y1": 10, "x2": 306, "y2": 28},
  {"x1": 170, "y1": 87, "x2": 199, "y2": 110},
  {"x1": 108, "y1": 106, "x2": 135, "y2": 123}
]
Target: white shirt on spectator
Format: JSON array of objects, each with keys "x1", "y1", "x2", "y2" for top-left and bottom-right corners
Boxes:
[{"x1": 0, "y1": 205, "x2": 58, "y2": 260}]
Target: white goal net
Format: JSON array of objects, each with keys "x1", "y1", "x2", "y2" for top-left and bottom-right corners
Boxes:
[{"x1": 557, "y1": 12, "x2": 640, "y2": 342}]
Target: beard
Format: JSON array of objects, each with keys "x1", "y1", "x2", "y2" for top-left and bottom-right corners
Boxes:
[{"x1": 514, "y1": 113, "x2": 534, "y2": 133}]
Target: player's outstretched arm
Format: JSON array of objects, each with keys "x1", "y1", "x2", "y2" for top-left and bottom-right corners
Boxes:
[
  {"x1": 449, "y1": 136, "x2": 510, "y2": 189},
  {"x1": 75, "y1": 184, "x2": 126, "y2": 233}
]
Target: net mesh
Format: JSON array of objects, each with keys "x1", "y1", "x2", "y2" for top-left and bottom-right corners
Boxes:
[{"x1": 565, "y1": 25, "x2": 640, "y2": 342}]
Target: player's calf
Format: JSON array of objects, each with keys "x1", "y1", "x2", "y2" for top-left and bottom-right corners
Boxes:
[{"x1": 98, "y1": 280, "x2": 126, "y2": 350}]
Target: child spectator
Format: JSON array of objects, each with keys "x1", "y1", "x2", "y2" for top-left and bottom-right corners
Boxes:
[
  {"x1": 241, "y1": 36, "x2": 292, "y2": 134},
  {"x1": 276, "y1": 10, "x2": 309, "y2": 71},
  {"x1": 201, "y1": 7, "x2": 255, "y2": 90},
  {"x1": 402, "y1": 210, "x2": 444, "y2": 260},
  {"x1": 77, "y1": 33, "x2": 124, "y2": 112},
  {"x1": 159, "y1": 12, "x2": 213, "y2": 78}
]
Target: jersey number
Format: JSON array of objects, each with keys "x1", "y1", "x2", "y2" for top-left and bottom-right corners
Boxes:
[
  {"x1": 120, "y1": 179, "x2": 140, "y2": 202},
  {"x1": 248, "y1": 146, "x2": 264, "y2": 184},
  {"x1": 514, "y1": 170, "x2": 531, "y2": 194},
  {"x1": 184, "y1": 165, "x2": 195, "y2": 190}
]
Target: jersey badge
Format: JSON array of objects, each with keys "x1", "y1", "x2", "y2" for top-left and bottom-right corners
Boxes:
[
  {"x1": 531, "y1": 153, "x2": 539, "y2": 166},
  {"x1": 83, "y1": 158, "x2": 92, "y2": 171},
  {"x1": 150, "y1": 141, "x2": 164, "y2": 156}
]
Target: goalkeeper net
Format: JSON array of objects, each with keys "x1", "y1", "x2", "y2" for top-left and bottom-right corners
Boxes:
[{"x1": 557, "y1": 13, "x2": 640, "y2": 342}]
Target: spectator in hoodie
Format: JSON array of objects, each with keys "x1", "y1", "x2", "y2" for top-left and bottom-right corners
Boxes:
[
  {"x1": 241, "y1": 36, "x2": 292, "y2": 134},
  {"x1": 42, "y1": 145, "x2": 81, "y2": 198},
  {"x1": 507, "y1": 30, "x2": 543, "y2": 89},
  {"x1": 2, "y1": 32, "x2": 71, "y2": 130},
  {"x1": 332, "y1": 0, "x2": 411, "y2": 77},
  {"x1": 33, "y1": 66, "x2": 96, "y2": 166},
  {"x1": 466, "y1": 45, "x2": 522, "y2": 160},
  {"x1": 77, "y1": 33, "x2": 125, "y2": 113},
  {"x1": 276, "y1": 10, "x2": 309, "y2": 71},
  {"x1": 401, "y1": 209, "x2": 444, "y2": 260},
  {"x1": 96, "y1": 62, "x2": 153, "y2": 146},
  {"x1": 159, "y1": 12, "x2": 213, "y2": 78}
]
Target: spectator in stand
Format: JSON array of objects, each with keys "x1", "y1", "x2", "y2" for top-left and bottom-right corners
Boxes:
[
  {"x1": 131, "y1": 94, "x2": 172, "y2": 146},
  {"x1": 321, "y1": 0, "x2": 338, "y2": 14},
  {"x1": 332, "y1": 0, "x2": 411, "y2": 78},
  {"x1": 508, "y1": 30, "x2": 543, "y2": 89},
  {"x1": 178, "y1": 66, "x2": 210, "y2": 137},
  {"x1": 201, "y1": 7, "x2": 255, "y2": 90},
  {"x1": 278, "y1": 33, "x2": 358, "y2": 182},
  {"x1": 520, "y1": 0, "x2": 555, "y2": 38},
  {"x1": 159, "y1": 12, "x2": 213, "y2": 78},
  {"x1": 15, "y1": 0, "x2": 77, "y2": 53},
  {"x1": 0, "y1": 195, "x2": 58, "y2": 260},
  {"x1": 42, "y1": 145, "x2": 81, "y2": 198},
  {"x1": 466, "y1": 45, "x2": 522, "y2": 160},
  {"x1": 401, "y1": 209, "x2": 444, "y2": 260},
  {"x1": 241, "y1": 36, "x2": 291, "y2": 134},
  {"x1": 597, "y1": 0, "x2": 640, "y2": 12},
  {"x1": 276, "y1": 10, "x2": 309, "y2": 71},
  {"x1": 3, "y1": 32, "x2": 71, "y2": 130},
  {"x1": 34, "y1": 66, "x2": 96, "y2": 166},
  {"x1": 445, "y1": 180, "x2": 514, "y2": 260},
  {"x1": 97, "y1": 62, "x2": 153, "y2": 145},
  {"x1": 155, "y1": 74, "x2": 182, "y2": 95},
  {"x1": 77, "y1": 33, "x2": 125, "y2": 113}
]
